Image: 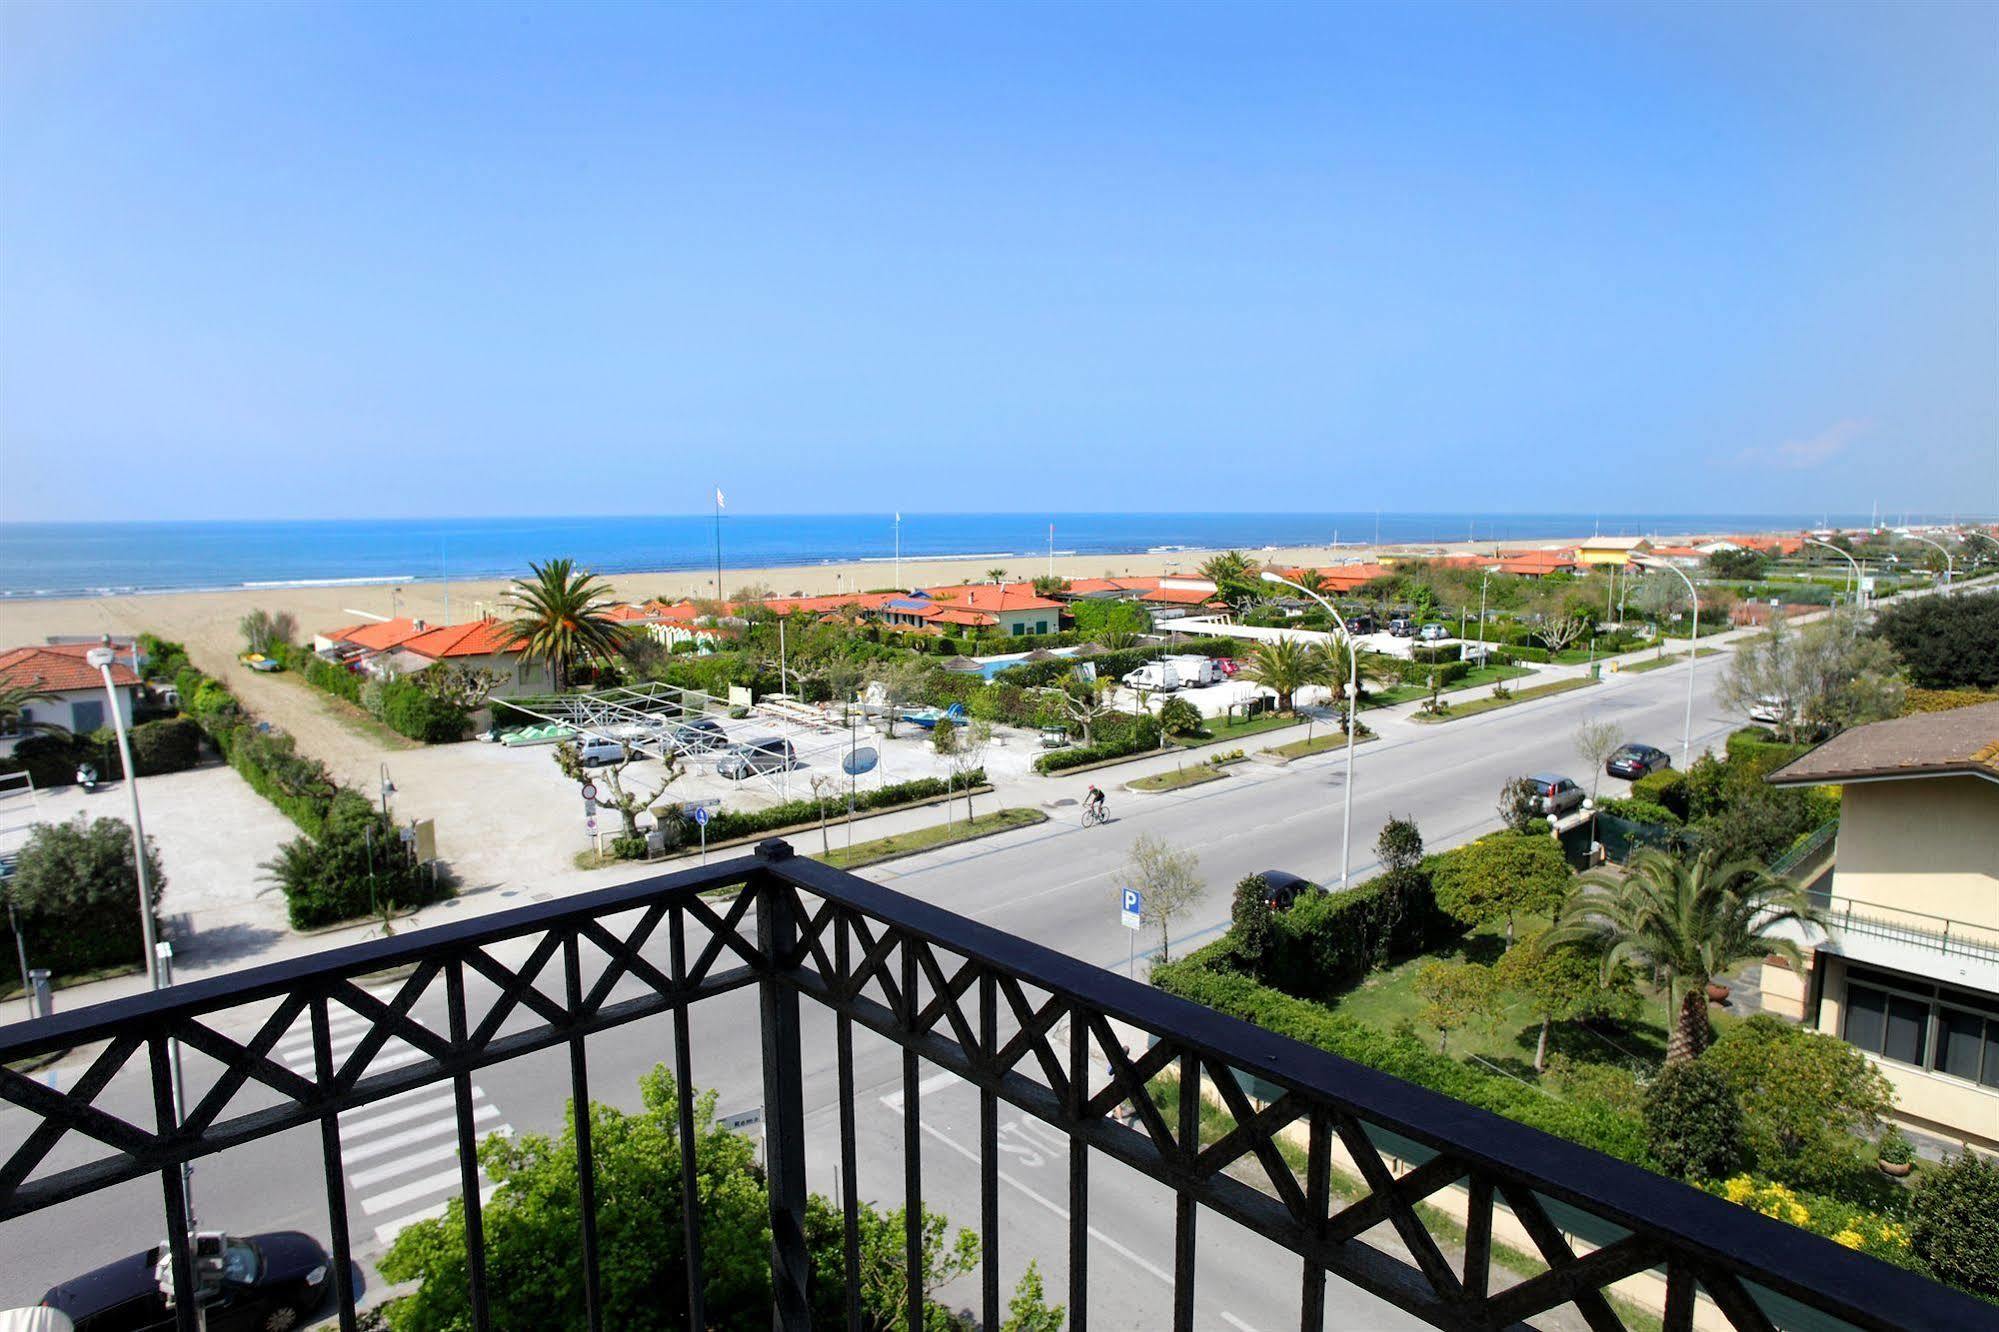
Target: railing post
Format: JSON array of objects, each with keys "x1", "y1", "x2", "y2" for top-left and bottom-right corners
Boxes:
[{"x1": 756, "y1": 841, "x2": 811, "y2": 1330}]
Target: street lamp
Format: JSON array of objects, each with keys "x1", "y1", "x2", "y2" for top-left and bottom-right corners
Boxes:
[
  {"x1": 1804, "y1": 538, "x2": 1865, "y2": 609},
  {"x1": 1629, "y1": 559, "x2": 1700, "y2": 769},
  {"x1": 1260, "y1": 571, "x2": 1359, "y2": 889},
  {"x1": 86, "y1": 643, "x2": 159, "y2": 987},
  {"x1": 1902, "y1": 533, "x2": 1954, "y2": 594}
]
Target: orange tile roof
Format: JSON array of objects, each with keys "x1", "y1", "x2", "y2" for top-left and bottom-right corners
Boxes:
[
  {"x1": 924, "y1": 584, "x2": 1067, "y2": 613},
  {"x1": 325, "y1": 618, "x2": 427, "y2": 652},
  {"x1": 0, "y1": 644, "x2": 141, "y2": 692},
  {"x1": 400, "y1": 619, "x2": 529, "y2": 660},
  {"x1": 1139, "y1": 587, "x2": 1221, "y2": 605}
]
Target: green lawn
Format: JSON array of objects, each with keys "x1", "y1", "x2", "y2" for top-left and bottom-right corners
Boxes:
[
  {"x1": 1128, "y1": 765, "x2": 1230, "y2": 792},
  {"x1": 1409, "y1": 676, "x2": 1598, "y2": 722},
  {"x1": 1324, "y1": 917, "x2": 1677, "y2": 1082},
  {"x1": 1262, "y1": 729, "x2": 1375, "y2": 760},
  {"x1": 1367, "y1": 663, "x2": 1533, "y2": 708},
  {"x1": 1620, "y1": 647, "x2": 1724, "y2": 674},
  {"x1": 816, "y1": 807, "x2": 1045, "y2": 869},
  {"x1": 1172, "y1": 710, "x2": 1301, "y2": 748}
]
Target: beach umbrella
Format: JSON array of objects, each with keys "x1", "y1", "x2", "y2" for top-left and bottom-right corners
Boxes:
[
  {"x1": 1069, "y1": 642, "x2": 1105, "y2": 656},
  {"x1": 941, "y1": 655, "x2": 983, "y2": 672},
  {"x1": 1021, "y1": 648, "x2": 1059, "y2": 661}
]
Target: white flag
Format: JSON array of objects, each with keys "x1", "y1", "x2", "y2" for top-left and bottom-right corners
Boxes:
[
  {"x1": 715, "y1": 488, "x2": 725, "y2": 509},
  {"x1": 895, "y1": 512, "x2": 901, "y2": 523}
]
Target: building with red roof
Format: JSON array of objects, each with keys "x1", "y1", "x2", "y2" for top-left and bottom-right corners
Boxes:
[{"x1": 0, "y1": 643, "x2": 141, "y2": 756}]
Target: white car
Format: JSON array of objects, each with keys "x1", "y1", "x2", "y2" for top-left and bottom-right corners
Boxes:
[
  {"x1": 577, "y1": 737, "x2": 626, "y2": 766},
  {"x1": 1749, "y1": 695, "x2": 1791, "y2": 725}
]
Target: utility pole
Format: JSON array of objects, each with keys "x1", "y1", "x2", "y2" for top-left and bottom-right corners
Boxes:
[
  {"x1": 713, "y1": 488, "x2": 725, "y2": 601},
  {"x1": 894, "y1": 512, "x2": 902, "y2": 589}
]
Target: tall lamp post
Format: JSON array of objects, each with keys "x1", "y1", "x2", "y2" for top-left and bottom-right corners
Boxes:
[
  {"x1": 1260, "y1": 571, "x2": 1359, "y2": 889},
  {"x1": 1630, "y1": 559, "x2": 1700, "y2": 769},
  {"x1": 1902, "y1": 533, "x2": 1954, "y2": 594},
  {"x1": 86, "y1": 644, "x2": 159, "y2": 986},
  {"x1": 1804, "y1": 538, "x2": 1865, "y2": 609}
]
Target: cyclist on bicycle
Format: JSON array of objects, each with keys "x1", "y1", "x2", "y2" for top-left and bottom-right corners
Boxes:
[{"x1": 1085, "y1": 784, "x2": 1106, "y2": 822}]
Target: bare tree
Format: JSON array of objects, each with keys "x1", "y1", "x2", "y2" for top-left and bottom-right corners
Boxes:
[
  {"x1": 553, "y1": 741, "x2": 680, "y2": 842},
  {"x1": 949, "y1": 719, "x2": 993, "y2": 822},
  {"x1": 1049, "y1": 677, "x2": 1115, "y2": 745},
  {"x1": 1125, "y1": 834, "x2": 1204, "y2": 963},
  {"x1": 808, "y1": 772, "x2": 837, "y2": 856},
  {"x1": 1537, "y1": 615, "x2": 1591, "y2": 655},
  {"x1": 1573, "y1": 716, "x2": 1622, "y2": 803}
]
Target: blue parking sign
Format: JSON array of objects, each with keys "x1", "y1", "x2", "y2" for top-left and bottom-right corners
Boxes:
[{"x1": 1119, "y1": 888, "x2": 1143, "y2": 931}]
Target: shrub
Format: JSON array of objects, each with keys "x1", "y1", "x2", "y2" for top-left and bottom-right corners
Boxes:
[
  {"x1": 1708, "y1": 1176, "x2": 1914, "y2": 1268},
  {"x1": 261, "y1": 790, "x2": 450, "y2": 929},
  {"x1": 1592, "y1": 796, "x2": 1681, "y2": 827},
  {"x1": 1495, "y1": 775, "x2": 1544, "y2": 834},
  {"x1": 1033, "y1": 714, "x2": 1163, "y2": 773},
  {"x1": 130, "y1": 716, "x2": 202, "y2": 775},
  {"x1": 1908, "y1": 1152, "x2": 1999, "y2": 1299},
  {"x1": 286, "y1": 646, "x2": 364, "y2": 704},
  {"x1": 0, "y1": 731, "x2": 117, "y2": 788},
  {"x1": 370, "y1": 676, "x2": 469, "y2": 743},
  {"x1": 1703, "y1": 1015, "x2": 1894, "y2": 1194},
  {"x1": 1157, "y1": 696, "x2": 1204, "y2": 737},
  {"x1": 4, "y1": 816, "x2": 164, "y2": 975},
  {"x1": 1724, "y1": 726, "x2": 1810, "y2": 774},
  {"x1": 1629, "y1": 768, "x2": 1689, "y2": 821},
  {"x1": 1398, "y1": 658, "x2": 1469, "y2": 687},
  {"x1": 1426, "y1": 832, "x2": 1571, "y2": 941},
  {"x1": 703, "y1": 773, "x2": 984, "y2": 841},
  {"x1": 1869, "y1": 589, "x2": 1999, "y2": 690},
  {"x1": 1257, "y1": 864, "x2": 1462, "y2": 996},
  {"x1": 1643, "y1": 1061, "x2": 1745, "y2": 1180},
  {"x1": 1497, "y1": 645, "x2": 1552, "y2": 665},
  {"x1": 1901, "y1": 686, "x2": 1999, "y2": 715},
  {"x1": 610, "y1": 834, "x2": 648, "y2": 861}
]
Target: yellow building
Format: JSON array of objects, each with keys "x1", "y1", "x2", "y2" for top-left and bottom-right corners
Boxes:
[
  {"x1": 1573, "y1": 535, "x2": 1650, "y2": 568},
  {"x1": 1761, "y1": 702, "x2": 1999, "y2": 1153}
]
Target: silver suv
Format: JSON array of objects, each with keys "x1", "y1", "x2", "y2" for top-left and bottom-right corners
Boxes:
[{"x1": 1525, "y1": 773, "x2": 1585, "y2": 816}]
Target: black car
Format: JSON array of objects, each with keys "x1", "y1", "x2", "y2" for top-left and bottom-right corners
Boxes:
[
  {"x1": 43, "y1": 1231, "x2": 329, "y2": 1332},
  {"x1": 1344, "y1": 613, "x2": 1377, "y2": 635},
  {"x1": 1255, "y1": 870, "x2": 1315, "y2": 912},
  {"x1": 1606, "y1": 743, "x2": 1670, "y2": 781}
]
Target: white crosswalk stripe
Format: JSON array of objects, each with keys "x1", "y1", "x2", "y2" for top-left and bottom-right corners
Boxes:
[{"x1": 272, "y1": 988, "x2": 513, "y2": 1249}]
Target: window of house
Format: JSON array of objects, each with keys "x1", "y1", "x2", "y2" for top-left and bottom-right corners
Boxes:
[
  {"x1": 71, "y1": 700, "x2": 103, "y2": 734},
  {"x1": 1843, "y1": 964, "x2": 1999, "y2": 1087},
  {"x1": 1011, "y1": 623, "x2": 1025, "y2": 636}
]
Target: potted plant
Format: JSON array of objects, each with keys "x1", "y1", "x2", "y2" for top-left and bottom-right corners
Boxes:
[{"x1": 1877, "y1": 1128, "x2": 1914, "y2": 1177}]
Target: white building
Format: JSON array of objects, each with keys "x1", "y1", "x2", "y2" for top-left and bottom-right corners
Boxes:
[{"x1": 0, "y1": 644, "x2": 141, "y2": 757}]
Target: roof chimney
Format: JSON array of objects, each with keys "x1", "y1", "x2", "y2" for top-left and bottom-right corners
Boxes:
[{"x1": 413, "y1": 619, "x2": 427, "y2": 632}]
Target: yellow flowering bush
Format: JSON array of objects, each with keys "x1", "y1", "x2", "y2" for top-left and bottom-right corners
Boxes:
[{"x1": 1707, "y1": 1175, "x2": 1913, "y2": 1265}]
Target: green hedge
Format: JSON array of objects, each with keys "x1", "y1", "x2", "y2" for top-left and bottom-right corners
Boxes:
[
  {"x1": 264, "y1": 789, "x2": 452, "y2": 929},
  {"x1": 703, "y1": 771, "x2": 985, "y2": 842},
  {"x1": 1256, "y1": 865, "x2": 1465, "y2": 998},
  {"x1": 131, "y1": 716, "x2": 202, "y2": 775},
  {"x1": 371, "y1": 676, "x2": 470, "y2": 743},
  {"x1": 1724, "y1": 726, "x2": 1810, "y2": 773},
  {"x1": 1496, "y1": 645, "x2": 1552, "y2": 664},
  {"x1": 1594, "y1": 796, "x2": 1682, "y2": 827},
  {"x1": 285, "y1": 644, "x2": 365, "y2": 704},
  {"x1": 1398, "y1": 659, "x2": 1470, "y2": 687},
  {"x1": 0, "y1": 732, "x2": 119, "y2": 788},
  {"x1": 1630, "y1": 768, "x2": 1689, "y2": 821},
  {"x1": 3, "y1": 815, "x2": 164, "y2": 976},
  {"x1": 1151, "y1": 948, "x2": 1652, "y2": 1164},
  {"x1": 1033, "y1": 714, "x2": 1164, "y2": 773}
]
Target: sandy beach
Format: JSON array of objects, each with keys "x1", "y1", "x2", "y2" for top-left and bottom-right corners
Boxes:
[{"x1": 0, "y1": 535, "x2": 1606, "y2": 684}]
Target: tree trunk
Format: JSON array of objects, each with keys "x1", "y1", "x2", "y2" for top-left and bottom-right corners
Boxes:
[
  {"x1": 1535, "y1": 1017, "x2": 1550, "y2": 1073},
  {"x1": 1439, "y1": 1029, "x2": 1450, "y2": 1055},
  {"x1": 1666, "y1": 985, "x2": 1713, "y2": 1064}
]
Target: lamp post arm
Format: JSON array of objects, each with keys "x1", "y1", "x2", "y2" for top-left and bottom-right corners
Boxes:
[{"x1": 1261, "y1": 570, "x2": 1360, "y2": 887}]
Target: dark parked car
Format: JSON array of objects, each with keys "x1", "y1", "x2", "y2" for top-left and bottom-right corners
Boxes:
[
  {"x1": 1344, "y1": 613, "x2": 1377, "y2": 635},
  {"x1": 1525, "y1": 773, "x2": 1586, "y2": 817},
  {"x1": 1255, "y1": 869, "x2": 1315, "y2": 912},
  {"x1": 42, "y1": 1231, "x2": 329, "y2": 1332},
  {"x1": 1387, "y1": 617, "x2": 1416, "y2": 637},
  {"x1": 1605, "y1": 743, "x2": 1670, "y2": 780},
  {"x1": 671, "y1": 717, "x2": 729, "y2": 752},
  {"x1": 717, "y1": 737, "x2": 798, "y2": 780}
]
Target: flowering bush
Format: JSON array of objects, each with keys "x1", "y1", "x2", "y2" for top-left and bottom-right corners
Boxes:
[{"x1": 1709, "y1": 1176, "x2": 1912, "y2": 1266}]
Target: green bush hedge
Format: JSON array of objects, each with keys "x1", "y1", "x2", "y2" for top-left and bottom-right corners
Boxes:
[
  {"x1": 0, "y1": 732, "x2": 118, "y2": 788},
  {"x1": 1724, "y1": 726, "x2": 1810, "y2": 774},
  {"x1": 262, "y1": 790, "x2": 451, "y2": 929},
  {"x1": 3, "y1": 815, "x2": 165, "y2": 976},
  {"x1": 131, "y1": 716, "x2": 203, "y2": 775},
  {"x1": 1593, "y1": 796, "x2": 1682, "y2": 827},
  {"x1": 703, "y1": 771, "x2": 986, "y2": 842},
  {"x1": 1033, "y1": 714, "x2": 1164, "y2": 773},
  {"x1": 1397, "y1": 659, "x2": 1470, "y2": 687},
  {"x1": 1150, "y1": 948, "x2": 1652, "y2": 1164},
  {"x1": 1630, "y1": 768, "x2": 1689, "y2": 821},
  {"x1": 1256, "y1": 866, "x2": 1464, "y2": 998},
  {"x1": 1496, "y1": 645, "x2": 1552, "y2": 664},
  {"x1": 372, "y1": 676, "x2": 470, "y2": 743}
]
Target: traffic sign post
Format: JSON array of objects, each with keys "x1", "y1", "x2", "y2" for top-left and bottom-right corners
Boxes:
[
  {"x1": 1120, "y1": 888, "x2": 1143, "y2": 978},
  {"x1": 692, "y1": 803, "x2": 709, "y2": 865}
]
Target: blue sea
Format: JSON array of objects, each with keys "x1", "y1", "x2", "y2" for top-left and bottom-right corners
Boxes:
[{"x1": 0, "y1": 512, "x2": 1903, "y2": 600}]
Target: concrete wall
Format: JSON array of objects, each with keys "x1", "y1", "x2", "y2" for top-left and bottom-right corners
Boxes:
[{"x1": 1832, "y1": 777, "x2": 1999, "y2": 925}]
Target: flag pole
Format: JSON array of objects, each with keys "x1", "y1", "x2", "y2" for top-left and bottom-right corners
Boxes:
[
  {"x1": 894, "y1": 512, "x2": 902, "y2": 590},
  {"x1": 713, "y1": 487, "x2": 724, "y2": 601}
]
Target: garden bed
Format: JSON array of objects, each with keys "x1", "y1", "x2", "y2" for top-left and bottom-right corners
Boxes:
[
  {"x1": 816, "y1": 807, "x2": 1046, "y2": 869},
  {"x1": 1259, "y1": 729, "x2": 1378, "y2": 761},
  {"x1": 1409, "y1": 676, "x2": 1598, "y2": 722},
  {"x1": 1127, "y1": 765, "x2": 1230, "y2": 793},
  {"x1": 1619, "y1": 647, "x2": 1724, "y2": 674},
  {"x1": 1367, "y1": 664, "x2": 1534, "y2": 708}
]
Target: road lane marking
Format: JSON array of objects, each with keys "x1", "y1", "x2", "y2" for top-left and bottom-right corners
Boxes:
[
  {"x1": 374, "y1": 1184, "x2": 498, "y2": 1246},
  {"x1": 339, "y1": 1093, "x2": 460, "y2": 1135},
  {"x1": 1221, "y1": 1313, "x2": 1260, "y2": 1331},
  {"x1": 878, "y1": 1068, "x2": 962, "y2": 1112},
  {"x1": 362, "y1": 1166, "x2": 472, "y2": 1214},
  {"x1": 344, "y1": 1106, "x2": 502, "y2": 1165}
]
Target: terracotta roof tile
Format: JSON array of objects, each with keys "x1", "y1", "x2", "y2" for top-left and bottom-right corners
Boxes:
[
  {"x1": 0, "y1": 645, "x2": 140, "y2": 691},
  {"x1": 401, "y1": 619, "x2": 529, "y2": 659}
]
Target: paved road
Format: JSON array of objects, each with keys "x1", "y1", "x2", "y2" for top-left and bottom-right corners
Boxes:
[{"x1": 0, "y1": 653, "x2": 1734, "y2": 1325}]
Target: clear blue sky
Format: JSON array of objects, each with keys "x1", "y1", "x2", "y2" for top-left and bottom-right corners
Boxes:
[{"x1": 2, "y1": 0, "x2": 1993, "y2": 522}]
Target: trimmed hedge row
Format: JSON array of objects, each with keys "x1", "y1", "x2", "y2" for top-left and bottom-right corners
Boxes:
[
  {"x1": 1397, "y1": 659, "x2": 1470, "y2": 687},
  {"x1": 1594, "y1": 796, "x2": 1683, "y2": 828},
  {"x1": 703, "y1": 771, "x2": 985, "y2": 842},
  {"x1": 1630, "y1": 768, "x2": 1689, "y2": 821},
  {"x1": 1724, "y1": 726, "x2": 1810, "y2": 773},
  {"x1": 1033, "y1": 713, "x2": 1164, "y2": 774},
  {"x1": 1151, "y1": 946, "x2": 1653, "y2": 1164},
  {"x1": 278, "y1": 643, "x2": 467, "y2": 742},
  {"x1": 1255, "y1": 864, "x2": 1466, "y2": 998},
  {"x1": 279, "y1": 644, "x2": 364, "y2": 704}
]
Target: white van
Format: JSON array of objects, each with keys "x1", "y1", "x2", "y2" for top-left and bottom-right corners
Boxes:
[
  {"x1": 1165, "y1": 655, "x2": 1220, "y2": 687},
  {"x1": 1121, "y1": 660, "x2": 1180, "y2": 692},
  {"x1": 577, "y1": 737, "x2": 626, "y2": 767}
]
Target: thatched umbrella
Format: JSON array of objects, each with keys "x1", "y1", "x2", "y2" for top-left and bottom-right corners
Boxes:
[
  {"x1": 941, "y1": 655, "x2": 983, "y2": 673},
  {"x1": 1021, "y1": 648, "x2": 1059, "y2": 662},
  {"x1": 1069, "y1": 641, "x2": 1105, "y2": 656}
]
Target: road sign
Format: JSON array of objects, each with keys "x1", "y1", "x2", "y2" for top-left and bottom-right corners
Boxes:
[
  {"x1": 842, "y1": 745, "x2": 879, "y2": 776},
  {"x1": 584, "y1": 798, "x2": 597, "y2": 816},
  {"x1": 580, "y1": 782, "x2": 599, "y2": 802},
  {"x1": 1120, "y1": 888, "x2": 1143, "y2": 931},
  {"x1": 585, "y1": 816, "x2": 597, "y2": 831},
  {"x1": 718, "y1": 1108, "x2": 763, "y2": 1133},
  {"x1": 693, "y1": 806, "x2": 709, "y2": 827}
]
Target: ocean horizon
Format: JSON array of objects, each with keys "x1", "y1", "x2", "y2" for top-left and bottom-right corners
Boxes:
[{"x1": 0, "y1": 510, "x2": 1945, "y2": 600}]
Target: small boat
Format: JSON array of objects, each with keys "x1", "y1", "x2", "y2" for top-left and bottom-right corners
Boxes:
[{"x1": 239, "y1": 652, "x2": 283, "y2": 673}]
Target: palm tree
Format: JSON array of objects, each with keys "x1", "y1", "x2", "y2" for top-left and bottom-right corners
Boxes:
[
  {"x1": 505, "y1": 559, "x2": 629, "y2": 691},
  {"x1": 0, "y1": 679, "x2": 63, "y2": 738},
  {"x1": 1547, "y1": 848, "x2": 1825, "y2": 1064},
  {"x1": 1240, "y1": 638, "x2": 1332, "y2": 713},
  {"x1": 985, "y1": 567, "x2": 1008, "y2": 585},
  {"x1": 1321, "y1": 635, "x2": 1395, "y2": 715},
  {"x1": 1198, "y1": 550, "x2": 1260, "y2": 610}
]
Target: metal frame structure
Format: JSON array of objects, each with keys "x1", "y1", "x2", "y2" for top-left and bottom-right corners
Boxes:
[
  {"x1": 500, "y1": 682, "x2": 856, "y2": 799},
  {"x1": 1, "y1": 842, "x2": 1984, "y2": 1332}
]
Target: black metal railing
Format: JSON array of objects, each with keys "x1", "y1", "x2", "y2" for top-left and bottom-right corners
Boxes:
[{"x1": 0, "y1": 840, "x2": 1984, "y2": 1332}]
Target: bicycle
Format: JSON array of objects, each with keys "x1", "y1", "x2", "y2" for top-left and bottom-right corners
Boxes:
[{"x1": 1081, "y1": 802, "x2": 1109, "y2": 828}]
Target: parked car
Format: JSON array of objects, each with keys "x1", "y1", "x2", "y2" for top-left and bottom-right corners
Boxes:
[
  {"x1": 1417, "y1": 622, "x2": 1450, "y2": 642},
  {"x1": 1606, "y1": 743, "x2": 1670, "y2": 780},
  {"x1": 576, "y1": 737, "x2": 626, "y2": 767},
  {"x1": 1254, "y1": 869, "x2": 1314, "y2": 912},
  {"x1": 1387, "y1": 617, "x2": 1416, "y2": 637},
  {"x1": 1344, "y1": 613, "x2": 1377, "y2": 635},
  {"x1": 1524, "y1": 773, "x2": 1586, "y2": 817},
  {"x1": 670, "y1": 717, "x2": 729, "y2": 752},
  {"x1": 1749, "y1": 695, "x2": 1791, "y2": 725},
  {"x1": 42, "y1": 1230, "x2": 330, "y2": 1332},
  {"x1": 717, "y1": 737, "x2": 797, "y2": 780}
]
